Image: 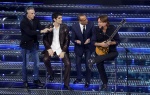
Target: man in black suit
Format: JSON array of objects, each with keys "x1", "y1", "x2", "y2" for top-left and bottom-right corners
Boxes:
[
  {"x1": 42, "y1": 12, "x2": 73, "y2": 90},
  {"x1": 71, "y1": 14, "x2": 94, "y2": 88},
  {"x1": 20, "y1": 6, "x2": 51, "y2": 88}
]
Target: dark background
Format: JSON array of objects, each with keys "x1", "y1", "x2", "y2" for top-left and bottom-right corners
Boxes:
[{"x1": 0, "y1": 0, "x2": 150, "y2": 5}]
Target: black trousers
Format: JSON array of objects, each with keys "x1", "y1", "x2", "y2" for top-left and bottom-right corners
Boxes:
[
  {"x1": 43, "y1": 51, "x2": 71, "y2": 86},
  {"x1": 94, "y1": 51, "x2": 118, "y2": 84},
  {"x1": 75, "y1": 50, "x2": 91, "y2": 83}
]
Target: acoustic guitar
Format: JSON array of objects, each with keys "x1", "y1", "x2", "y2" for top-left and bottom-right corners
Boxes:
[{"x1": 96, "y1": 19, "x2": 126, "y2": 55}]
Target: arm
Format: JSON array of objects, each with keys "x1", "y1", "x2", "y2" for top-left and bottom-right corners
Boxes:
[
  {"x1": 111, "y1": 32, "x2": 120, "y2": 46},
  {"x1": 92, "y1": 27, "x2": 109, "y2": 47},
  {"x1": 62, "y1": 25, "x2": 70, "y2": 52},
  {"x1": 108, "y1": 26, "x2": 120, "y2": 46},
  {"x1": 84, "y1": 22, "x2": 95, "y2": 44},
  {"x1": 70, "y1": 26, "x2": 76, "y2": 44},
  {"x1": 43, "y1": 33, "x2": 51, "y2": 50},
  {"x1": 71, "y1": 25, "x2": 82, "y2": 45},
  {"x1": 91, "y1": 27, "x2": 97, "y2": 46},
  {"x1": 20, "y1": 20, "x2": 41, "y2": 36},
  {"x1": 20, "y1": 20, "x2": 50, "y2": 36}
]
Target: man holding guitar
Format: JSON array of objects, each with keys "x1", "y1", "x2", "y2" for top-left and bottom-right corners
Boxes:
[{"x1": 88, "y1": 15, "x2": 122, "y2": 91}]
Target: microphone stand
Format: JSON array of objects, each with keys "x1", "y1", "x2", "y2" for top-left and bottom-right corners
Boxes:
[{"x1": 124, "y1": 47, "x2": 131, "y2": 95}]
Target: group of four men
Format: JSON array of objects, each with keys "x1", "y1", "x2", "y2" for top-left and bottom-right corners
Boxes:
[{"x1": 20, "y1": 6, "x2": 120, "y2": 91}]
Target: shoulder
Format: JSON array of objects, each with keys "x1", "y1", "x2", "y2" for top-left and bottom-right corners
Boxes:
[
  {"x1": 107, "y1": 25, "x2": 116, "y2": 32},
  {"x1": 61, "y1": 23, "x2": 68, "y2": 28},
  {"x1": 95, "y1": 26, "x2": 99, "y2": 30},
  {"x1": 72, "y1": 22, "x2": 79, "y2": 27},
  {"x1": 33, "y1": 18, "x2": 40, "y2": 22},
  {"x1": 20, "y1": 17, "x2": 26, "y2": 22},
  {"x1": 94, "y1": 26, "x2": 101, "y2": 32},
  {"x1": 109, "y1": 25, "x2": 115, "y2": 29},
  {"x1": 87, "y1": 21, "x2": 94, "y2": 28},
  {"x1": 20, "y1": 17, "x2": 28, "y2": 25},
  {"x1": 88, "y1": 21, "x2": 94, "y2": 25},
  {"x1": 60, "y1": 24, "x2": 69, "y2": 32}
]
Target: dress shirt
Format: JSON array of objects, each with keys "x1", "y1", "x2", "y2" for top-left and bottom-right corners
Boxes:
[{"x1": 51, "y1": 26, "x2": 62, "y2": 55}]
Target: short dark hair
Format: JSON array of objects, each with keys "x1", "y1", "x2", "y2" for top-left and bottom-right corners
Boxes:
[
  {"x1": 77, "y1": 14, "x2": 86, "y2": 21},
  {"x1": 25, "y1": 6, "x2": 34, "y2": 14},
  {"x1": 52, "y1": 12, "x2": 62, "y2": 22}
]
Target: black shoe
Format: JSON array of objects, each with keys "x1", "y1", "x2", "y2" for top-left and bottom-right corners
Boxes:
[
  {"x1": 88, "y1": 58, "x2": 95, "y2": 70},
  {"x1": 23, "y1": 81, "x2": 29, "y2": 88},
  {"x1": 64, "y1": 85, "x2": 73, "y2": 91},
  {"x1": 100, "y1": 84, "x2": 107, "y2": 91},
  {"x1": 33, "y1": 79, "x2": 44, "y2": 87},
  {"x1": 49, "y1": 76, "x2": 54, "y2": 81},
  {"x1": 73, "y1": 79, "x2": 82, "y2": 84},
  {"x1": 84, "y1": 82, "x2": 90, "y2": 88},
  {"x1": 48, "y1": 74, "x2": 54, "y2": 81}
]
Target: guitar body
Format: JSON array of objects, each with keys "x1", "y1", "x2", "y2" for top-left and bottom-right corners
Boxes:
[{"x1": 96, "y1": 46, "x2": 109, "y2": 55}]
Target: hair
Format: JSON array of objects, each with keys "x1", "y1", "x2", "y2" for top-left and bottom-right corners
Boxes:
[
  {"x1": 52, "y1": 12, "x2": 62, "y2": 22},
  {"x1": 25, "y1": 6, "x2": 34, "y2": 15},
  {"x1": 98, "y1": 15, "x2": 109, "y2": 26},
  {"x1": 77, "y1": 14, "x2": 86, "y2": 21}
]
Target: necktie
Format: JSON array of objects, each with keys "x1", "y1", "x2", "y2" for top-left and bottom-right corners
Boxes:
[
  {"x1": 83, "y1": 25, "x2": 85, "y2": 33},
  {"x1": 83, "y1": 25, "x2": 86, "y2": 41}
]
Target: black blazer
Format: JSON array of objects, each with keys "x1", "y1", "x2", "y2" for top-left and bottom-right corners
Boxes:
[
  {"x1": 43, "y1": 24, "x2": 70, "y2": 53},
  {"x1": 71, "y1": 21, "x2": 94, "y2": 56},
  {"x1": 20, "y1": 17, "x2": 44, "y2": 50}
]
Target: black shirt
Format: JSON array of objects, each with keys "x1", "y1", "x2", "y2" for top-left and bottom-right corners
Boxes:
[{"x1": 92, "y1": 25, "x2": 120, "y2": 52}]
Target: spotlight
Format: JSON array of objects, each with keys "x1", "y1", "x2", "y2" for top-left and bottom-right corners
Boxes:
[{"x1": 2, "y1": 17, "x2": 7, "y2": 21}]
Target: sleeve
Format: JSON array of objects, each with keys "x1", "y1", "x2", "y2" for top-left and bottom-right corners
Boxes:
[
  {"x1": 114, "y1": 32, "x2": 120, "y2": 46},
  {"x1": 43, "y1": 33, "x2": 51, "y2": 50},
  {"x1": 90, "y1": 22, "x2": 95, "y2": 39},
  {"x1": 20, "y1": 20, "x2": 41, "y2": 36},
  {"x1": 112, "y1": 26, "x2": 120, "y2": 46},
  {"x1": 62, "y1": 25, "x2": 70, "y2": 52},
  {"x1": 91, "y1": 27, "x2": 97, "y2": 46},
  {"x1": 37, "y1": 20, "x2": 45, "y2": 30},
  {"x1": 70, "y1": 25, "x2": 76, "y2": 44}
]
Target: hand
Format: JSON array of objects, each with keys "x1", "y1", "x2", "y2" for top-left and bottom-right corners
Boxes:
[
  {"x1": 84, "y1": 38, "x2": 90, "y2": 44},
  {"x1": 49, "y1": 27, "x2": 53, "y2": 32},
  {"x1": 47, "y1": 49, "x2": 54, "y2": 57},
  {"x1": 75, "y1": 40, "x2": 81, "y2": 45},
  {"x1": 106, "y1": 41, "x2": 111, "y2": 45},
  {"x1": 59, "y1": 52, "x2": 66, "y2": 58},
  {"x1": 41, "y1": 28, "x2": 51, "y2": 33},
  {"x1": 101, "y1": 41, "x2": 109, "y2": 47}
]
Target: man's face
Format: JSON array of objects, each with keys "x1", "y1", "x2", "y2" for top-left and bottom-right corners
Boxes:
[
  {"x1": 54, "y1": 15, "x2": 62, "y2": 24},
  {"x1": 98, "y1": 18, "x2": 107, "y2": 28},
  {"x1": 79, "y1": 15, "x2": 88, "y2": 25},
  {"x1": 27, "y1": 9, "x2": 35, "y2": 20}
]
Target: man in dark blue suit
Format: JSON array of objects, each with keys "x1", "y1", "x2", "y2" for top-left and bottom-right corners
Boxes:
[{"x1": 71, "y1": 14, "x2": 94, "y2": 88}]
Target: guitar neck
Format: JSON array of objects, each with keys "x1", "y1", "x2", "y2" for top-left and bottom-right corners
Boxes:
[
  {"x1": 107, "y1": 25, "x2": 122, "y2": 41},
  {"x1": 107, "y1": 19, "x2": 125, "y2": 41}
]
